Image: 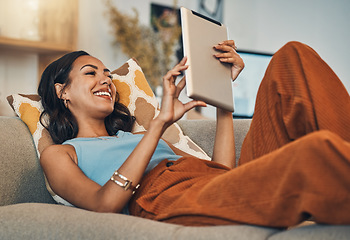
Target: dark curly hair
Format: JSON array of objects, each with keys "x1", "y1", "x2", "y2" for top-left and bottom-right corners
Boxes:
[{"x1": 38, "y1": 51, "x2": 135, "y2": 144}]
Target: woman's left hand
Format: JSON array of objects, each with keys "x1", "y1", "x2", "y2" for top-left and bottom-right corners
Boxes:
[
  {"x1": 157, "y1": 57, "x2": 207, "y2": 129},
  {"x1": 214, "y1": 40, "x2": 245, "y2": 81}
]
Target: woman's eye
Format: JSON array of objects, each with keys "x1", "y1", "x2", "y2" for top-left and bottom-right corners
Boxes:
[
  {"x1": 108, "y1": 75, "x2": 113, "y2": 80},
  {"x1": 86, "y1": 71, "x2": 96, "y2": 76}
]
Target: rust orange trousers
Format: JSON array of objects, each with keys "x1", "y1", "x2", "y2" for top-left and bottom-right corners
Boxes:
[{"x1": 129, "y1": 41, "x2": 350, "y2": 227}]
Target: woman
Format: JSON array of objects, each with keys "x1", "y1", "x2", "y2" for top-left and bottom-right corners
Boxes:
[{"x1": 38, "y1": 40, "x2": 350, "y2": 228}]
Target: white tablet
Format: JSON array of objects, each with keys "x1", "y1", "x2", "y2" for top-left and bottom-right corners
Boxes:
[{"x1": 180, "y1": 7, "x2": 234, "y2": 112}]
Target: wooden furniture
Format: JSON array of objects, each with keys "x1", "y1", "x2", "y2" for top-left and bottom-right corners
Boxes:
[{"x1": 0, "y1": 0, "x2": 78, "y2": 80}]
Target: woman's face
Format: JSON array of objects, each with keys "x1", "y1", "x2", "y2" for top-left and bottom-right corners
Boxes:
[{"x1": 60, "y1": 55, "x2": 117, "y2": 119}]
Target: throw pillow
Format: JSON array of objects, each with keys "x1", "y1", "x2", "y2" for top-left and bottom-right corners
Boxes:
[{"x1": 111, "y1": 58, "x2": 210, "y2": 160}]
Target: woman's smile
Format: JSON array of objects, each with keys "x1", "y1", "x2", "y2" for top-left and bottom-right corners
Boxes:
[{"x1": 93, "y1": 89, "x2": 113, "y2": 102}]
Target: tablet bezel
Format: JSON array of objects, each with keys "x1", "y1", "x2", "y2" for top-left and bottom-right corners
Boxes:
[{"x1": 180, "y1": 7, "x2": 234, "y2": 112}]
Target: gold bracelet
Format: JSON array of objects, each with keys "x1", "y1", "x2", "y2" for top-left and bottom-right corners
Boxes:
[{"x1": 110, "y1": 170, "x2": 140, "y2": 194}]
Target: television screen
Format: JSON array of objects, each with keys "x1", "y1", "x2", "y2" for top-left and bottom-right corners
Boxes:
[{"x1": 232, "y1": 51, "x2": 273, "y2": 118}]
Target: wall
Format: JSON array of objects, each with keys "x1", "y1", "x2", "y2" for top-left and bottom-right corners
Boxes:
[
  {"x1": 225, "y1": 0, "x2": 350, "y2": 92},
  {"x1": 1, "y1": 0, "x2": 349, "y2": 116},
  {"x1": 77, "y1": 0, "x2": 350, "y2": 92},
  {"x1": 76, "y1": 0, "x2": 198, "y2": 69},
  {"x1": 77, "y1": 0, "x2": 350, "y2": 119},
  {"x1": 0, "y1": 51, "x2": 38, "y2": 116}
]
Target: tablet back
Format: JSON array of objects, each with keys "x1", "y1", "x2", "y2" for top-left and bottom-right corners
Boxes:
[{"x1": 180, "y1": 7, "x2": 234, "y2": 112}]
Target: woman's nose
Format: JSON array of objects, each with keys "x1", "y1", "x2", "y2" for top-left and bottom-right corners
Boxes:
[{"x1": 100, "y1": 75, "x2": 112, "y2": 85}]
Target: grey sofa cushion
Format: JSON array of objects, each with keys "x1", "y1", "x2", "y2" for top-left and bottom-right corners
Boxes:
[
  {"x1": 0, "y1": 203, "x2": 280, "y2": 240},
  {"x1": 178, "y1": 119, "x2": 217, "y2": 157},
  {"x1": 178, "y1": 119, "x2": 251, "y2": 166},
  {"x1": 269, "y1": 224, "x2": 350, "y2": 240},
  {"x1": 0, "y1": 117, "x2": 55, "y2": 206}
]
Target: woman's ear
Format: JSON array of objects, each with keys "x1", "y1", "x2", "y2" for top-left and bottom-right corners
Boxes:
[{"x1": 54, "y1": 83, "x2": 65, "y2": 99}]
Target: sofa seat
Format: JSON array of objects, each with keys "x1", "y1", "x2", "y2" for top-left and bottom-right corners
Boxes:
[{"x1": 0, "y1": 203, "x2": 281, "y2": 239}]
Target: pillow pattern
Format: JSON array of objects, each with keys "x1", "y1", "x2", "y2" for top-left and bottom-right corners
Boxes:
[
  {"x1": 6, "y1": 94, "x2": 53, "y2": 157},
  {"x1": 111, "y1": 58, "x2": 210, "y2": 160},
  {"x1": 7, "y1": 58, "x2": 210, "y2": 206}
]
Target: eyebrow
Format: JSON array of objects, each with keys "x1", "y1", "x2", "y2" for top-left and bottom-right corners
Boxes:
[{"x1": 80, "y1": 64, "x2": 110, "y2": 73}]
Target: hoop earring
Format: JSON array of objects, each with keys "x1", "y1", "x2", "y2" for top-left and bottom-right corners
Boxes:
[{"x1": 63, "y1": 99, "x2": 68, "y2": 108}]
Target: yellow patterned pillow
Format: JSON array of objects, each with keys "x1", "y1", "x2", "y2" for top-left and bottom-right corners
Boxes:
[
  {"x1": 112, "y1": 58, "x2": 210, "y2": 159},
  {"x1": 6, "y1": 94, "x2": 54, "y2": 157}
]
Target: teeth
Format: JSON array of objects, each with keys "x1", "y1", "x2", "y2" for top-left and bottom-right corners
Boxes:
[{"x1": 94, "y1": 91, "x2": 111, "y2": 97}]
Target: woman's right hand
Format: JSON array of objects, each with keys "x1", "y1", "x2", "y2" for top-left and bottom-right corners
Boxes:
[{"x1": 156, "y1": 57, "x2": 207, "y2": 130}]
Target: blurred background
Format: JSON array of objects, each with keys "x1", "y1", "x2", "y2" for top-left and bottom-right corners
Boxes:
[{"x1": 0, "y1": 0, "x2": 349, "y2": 118}]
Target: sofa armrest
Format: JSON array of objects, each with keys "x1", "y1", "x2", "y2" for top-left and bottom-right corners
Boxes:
[
  {"x1": 0, "y1": 116, "x2": 55, "y2": 206},
  {"x1": 177, "y1": 119, "x2": 251, "y2": 165}
]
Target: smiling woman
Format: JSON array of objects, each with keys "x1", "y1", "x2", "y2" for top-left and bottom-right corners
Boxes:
[{"x1": 38, "y1": 50, "x2": 135, "y2": 144}]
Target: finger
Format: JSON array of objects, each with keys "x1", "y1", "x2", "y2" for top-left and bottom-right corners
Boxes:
[
  {"x1": 219, "y1": 40, "x2": 236, "y2": 48},
  {"x1": 166, "y1": 65, "x2": 188, "y2": 77},
  {"x1": 183, "y1": 100, "x2": 207, "y2": 112},
  {"x1": 163, "y1": 60, "x2": 189, "y2": 90},
  {"x1": 175, "y1": 76, "x2": 186, "y2": 97},
  {"x1": 218, "y1": 56, "x2": 243, "y2": 65},
  {"x1": 168, "y1": 58, "x2": 188, "y2": 78},
  {"x1": 216, "y1": 40, "x2": 237, "y2": 52},
  {"x1": 174, "y1": 66, "x2": 189, "y2": 75},
  {"x1": 178, "y1": 56, "x2": 188, "y2": 65},
  {"x1": 217, "y1": 57, "x2": 231, "y2": 63},
  {"x1": 163, "y1": 67, "x2": 188, "y2": 86},
  {"x1": 163, "y1": 70, "x2": 181, "y2": 82},
  {"x1": 214, "y1": 52, "x2": 236, "y2": 58},
  {"x1": 214, "y1": 44, "x2": 236, "y2": 53},
  {"x1": 215, "y1": 55, "x2": 241, "y2": 65},
  {"x1": 175, "y1": 63, "x2": 189, "y2": 70},
  {"x1": 168, "y1": 71, "x2": 182, "y2": 77}
]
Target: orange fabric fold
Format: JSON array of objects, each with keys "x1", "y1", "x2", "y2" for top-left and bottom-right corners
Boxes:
[{"x1": 129, "y1": 42, "x2": 350, "y2": 227}]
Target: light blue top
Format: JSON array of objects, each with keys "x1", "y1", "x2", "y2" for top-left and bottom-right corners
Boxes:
[{"x1": 63, "y1": 130, "x2": 182, "y2": 214}]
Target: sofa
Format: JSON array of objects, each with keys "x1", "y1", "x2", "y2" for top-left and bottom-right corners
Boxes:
[{"x1": 0, "y1": 116, "x2": 349, "y2": 239}]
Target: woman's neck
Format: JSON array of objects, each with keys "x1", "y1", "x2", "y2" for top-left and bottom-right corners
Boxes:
[{"x1": 76, "y1": 118, "x2": 110, "y2": 138}]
